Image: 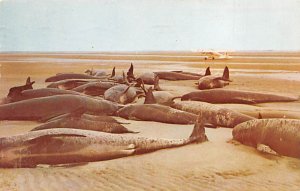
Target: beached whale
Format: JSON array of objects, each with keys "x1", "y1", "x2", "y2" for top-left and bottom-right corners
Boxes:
[
  {"x1": 232, "y1": 119, "x2": 300, "y2": 158},
  {"x1": 171, "y1": 101, "x2": 254, "y2": 128},
  {"x1": 7, "y1": 77, "x2": 35, "y2": 98},
  {"x1": 5, "y1": 88, "x2": 81, "y2": 103},
  {"x1": 142, "y1": 87, "x2": 180, "y2": 106},
  {"x1": 197, "y1": 66, "x2": 231, "y2": 90},
  {"x1": 117, "y1": 104, "x2": 197, "y2": 124},
  {"x1": 31, "y1": 115, "x2": 136, "y2": 134},
  {"x1": 137, "y1": 72, "x2": 156, "y2": 85},
  {"x1": 45, "y1": 113, "x2": 127, "y2": 124},
  {"x1": 171, "y1": 69, "x2": 210, "y2": 77},
  {"x1": 126, "y1": 63, "x2": 135, "y2": 82},
  {"x1": 45, "y1": 73, "x2": 104, "y2": 82},
  {"x1": 0, "y1": 119, "x2": 207, "y2": 168},
  {"x1": 181, "y1": 89, "x2": 299, "y2": 104},
  {"x1": 72, "y1": 81, "x2": 119, "y2": 96},
  {"x1": 85, "y1": 68, "x2": 107, "y2": 77},
  {"x1": 47, "y1": 79, "x2": 93, "y2": 90},
  {"x1": 154, "y1": 67, "x2": 211, "y2": 81},
  {"x1": 104, "y1": 84, "x2": 140, "y2": 104},
  {"x1": 0, "y1": 95, "x2": 119, "y2": 121},
  {"x1": 216, "y1": 103, "x2": 300, "y2": 119}
]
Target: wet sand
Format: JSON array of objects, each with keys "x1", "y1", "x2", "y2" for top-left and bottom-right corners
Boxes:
[{"x1": 0, "y1": 51, "x2": 300, "y2": 190}]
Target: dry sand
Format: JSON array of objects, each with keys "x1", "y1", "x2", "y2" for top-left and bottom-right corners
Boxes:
[{"x1": 0, "y1": 51, "x2": 300, "y2": 190}]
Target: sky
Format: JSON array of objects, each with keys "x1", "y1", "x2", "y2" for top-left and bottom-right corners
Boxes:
[{"x1": 0, "y1": 0, "x2": 300, "y2": 51}]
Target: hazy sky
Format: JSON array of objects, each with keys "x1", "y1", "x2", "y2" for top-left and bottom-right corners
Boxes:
[{"x1": 1, "y1": 0, "x2": 300, "y2": 51}]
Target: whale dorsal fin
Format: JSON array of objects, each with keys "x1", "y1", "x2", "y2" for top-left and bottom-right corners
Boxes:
[
  {"x1": 258, "y1": 113, "x2": 263, "y2": 119},
  {"x1": 111, "y1": 67, "x2": 116, "y2": 77},
  {"x1": 205, "y1": 67, "x2": 211, "y2": 76},
  {"x1": 26, "y1": 77, "x2": 35, "y2": 88},
  {"x1": 222, "y1": 66, "x2": 230, "y2": 81},
  {"x1": 127, "y1": 63, "x2": 134, "y2": 77}
]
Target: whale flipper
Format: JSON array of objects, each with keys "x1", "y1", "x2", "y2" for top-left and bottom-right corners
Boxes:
[{"x1": 256, "y1": 144, "x2": 278, "y2": 155}]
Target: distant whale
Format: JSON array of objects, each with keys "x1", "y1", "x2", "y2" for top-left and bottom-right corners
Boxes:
[
  {"x1": 154, "y1": 67, "x2": 210, "y2": 81},
  {"x1": 181, "y1": 89, "x2": 299, "y2": 104},
  {"x1": 197, "y1": 66, "x2": 231, "y2": 90},
  {"x1": 45, "y1": 73, "x2": 105, "y2": 82}
]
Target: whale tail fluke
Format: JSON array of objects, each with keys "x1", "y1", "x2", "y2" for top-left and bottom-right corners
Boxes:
[{"x1": 189, "y1": 111, "x2": 208, "y2": 143}]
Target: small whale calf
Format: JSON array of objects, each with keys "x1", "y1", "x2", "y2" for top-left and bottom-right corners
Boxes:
[
  {"x1": 117, "y1": 104, "x2": 197, "y2": 124},
  {"x1": 0, "y1": 118, "x2": 207, "y2": 168},
  {"x1": 233, "y1": 119, "x2": 300, "y2": 158},
  {"x1": 181, "y1": 89, "x2": 299, "y2": 104},
  {"x1": 172, "y1": 101, "x2": 255, "y2": 128}
]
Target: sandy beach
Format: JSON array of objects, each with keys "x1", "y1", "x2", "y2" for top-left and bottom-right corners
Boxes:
[{"x1": 0, "y1": 51, "x2": 300, "y2": 191}]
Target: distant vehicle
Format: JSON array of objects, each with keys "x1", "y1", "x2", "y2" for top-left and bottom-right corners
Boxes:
[{"x1": 202, "y1": 51, "x2": 231, "y2": 60}]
